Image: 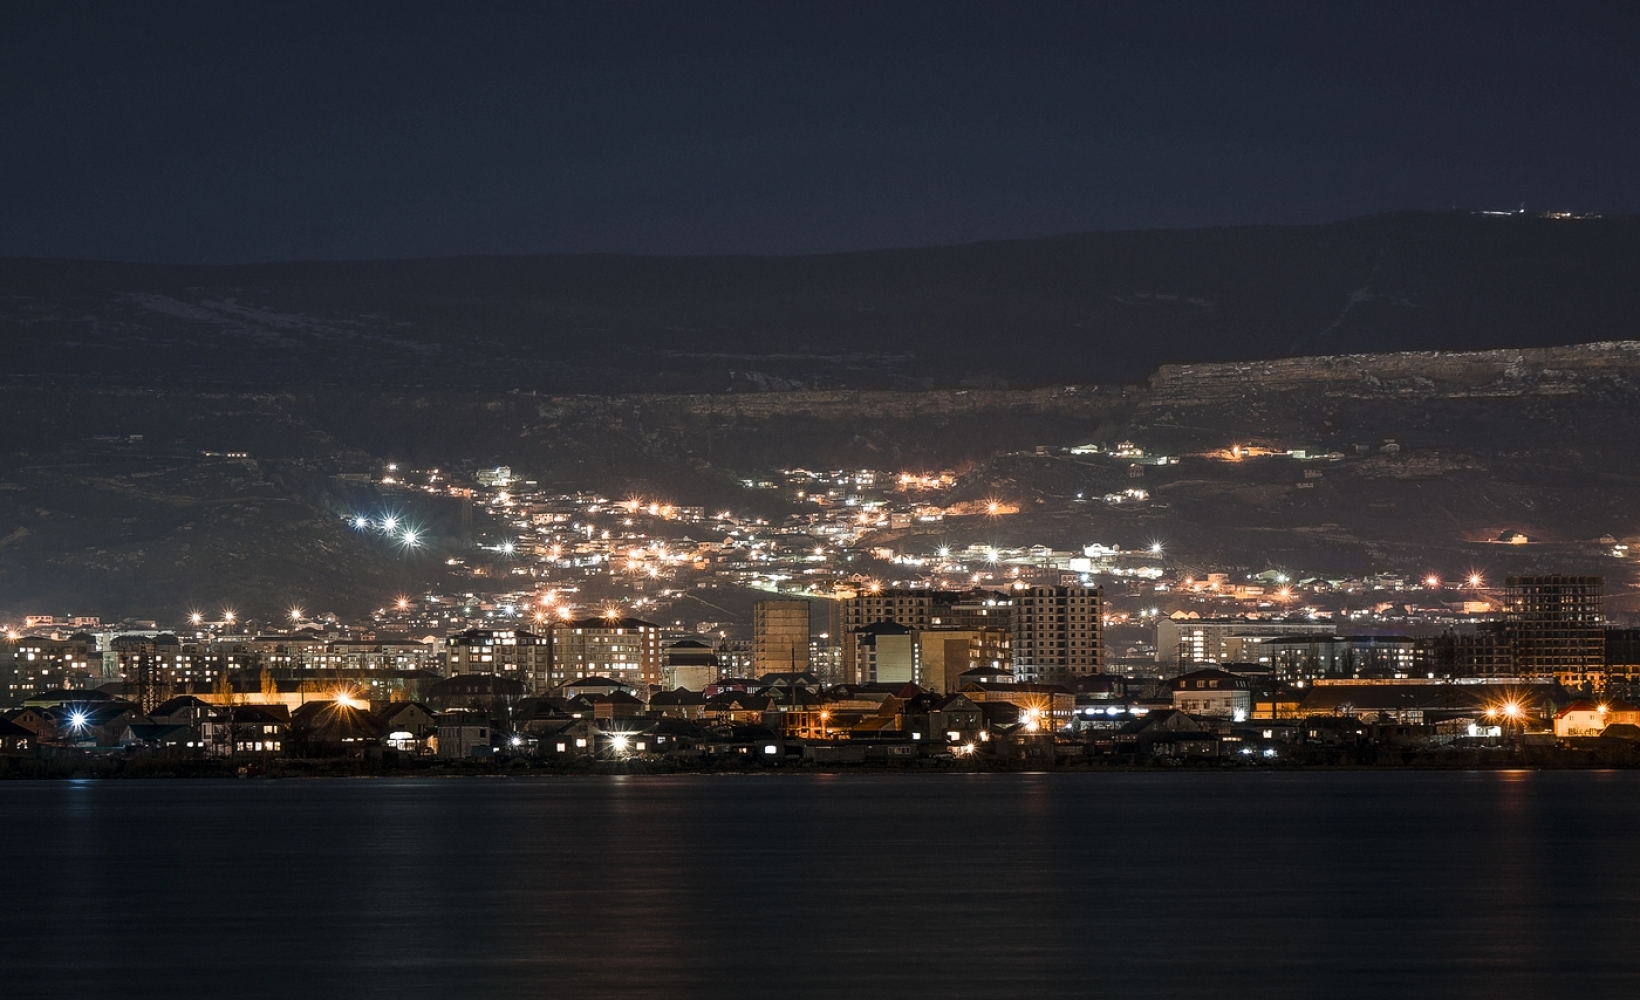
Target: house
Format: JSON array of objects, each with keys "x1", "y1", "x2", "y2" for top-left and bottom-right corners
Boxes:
[
  {"x1": 291, "y1": 700, "x2": 381, "y2": 755},
  {"x1": 1169, "y1": 668, "x2": 1255, "y2": 720},
  {"x1": 47, "y1": 701, "x2": 146, "y2": 747},
  {"x1": 958, "y1": 681, "x2": 1075, "y2": 731},
  {"x1": 700, "y1": 724, "x2": 785, "y2": 763},
  {"x1": 900, "y1": 693, "x2": 986, "y2": 745},
  {"x1": 150, "y1": 696, "x2": 228, "y2": 748},
  {"x1": 1112, "y1": 709, "x2": 1204, "y2": 754},
  {"x1": 556, "y1": 676, "x2": 634, "y2": 700},
  {"x1": 230, "y1": 706, "x2": 291, "y2": 755},
  {"x1": 1554, "y1": 700, "x2": 1640, "y2": 738},
  {"x1": 704, "y1": 692, "x2": 775, "y2": 725},
  {"x1": 121, "y1": 723, "x2": 203, "y2": 753},
  {"x1": 0, "y1": 716, "x2": 35, "y2": 753},
  {"x1": 4, "y1": 707, "x2": 57, "y2": 740},
  {"x1": 648, "y1": 717, "x2": 704, "y2": 753},
  {"x1": 23, "y1": 687, "x2": 114, "y2": 710},
  {"x1": 436, "y1": 709, "x2": 495, "y2": 758},
  {"x1": 592, "y1": 691, "x2": 645, "y2": 722},
  {"x1": 376, "y1": 701, "x2": 439, "y2": 753},
  {"x1": 650, "y1": 688, "x2": 708, "y2": 719},
  {"x1": 426, "y1": 673, "x2": 526, "y2": 712},
  {"x1": 955, "y1": 666, "x2": 1014, "y2": 686},
  {"x1": 539, "y1": 718, "x2": 598, "y2": 758}
]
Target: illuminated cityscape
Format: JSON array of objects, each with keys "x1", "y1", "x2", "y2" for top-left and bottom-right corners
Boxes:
[
  {"x1": 7, "y1": 5, "x2": 1640, "y2": 996},
  {"x1": 6, "y1": 445, "x2": 1638, "y2": 769}
]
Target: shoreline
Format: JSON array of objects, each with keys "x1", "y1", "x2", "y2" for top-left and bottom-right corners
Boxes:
[{"x1": 5, "y1": 748, "x2": 1639, "y2": 780}]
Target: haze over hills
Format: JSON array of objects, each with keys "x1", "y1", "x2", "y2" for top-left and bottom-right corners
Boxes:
[{"x1": 5, "y1": 211, "x2": 1639, "y2": 391}]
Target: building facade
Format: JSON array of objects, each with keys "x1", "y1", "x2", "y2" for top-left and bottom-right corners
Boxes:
[
  {"x1": 445, "y1": 628, "x2": 552, "y2": 691},
  {"x1": 1012, "y1": 585, "x2": 1103, "y2": 684},
  {"x1": 1505, "y1": 575, "x2": 1605, "y2": 688},
  {"x1": 753, "y1": 599, "x2": 811, "y2": 675},
  {"x1": 1156, "y1": 618, "x2": 1335, "y2": 671},
  {"x1": 549, "y1": 617, "x2": 663, "y2": 690}
]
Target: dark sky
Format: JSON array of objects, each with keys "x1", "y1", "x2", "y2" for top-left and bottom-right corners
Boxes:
[{"x1": 3, "y1": 0, "x2": 1637, "y2": 263}]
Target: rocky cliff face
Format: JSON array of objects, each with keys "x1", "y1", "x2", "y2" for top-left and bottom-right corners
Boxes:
[{"x1": 1148, "y1": 341, "x2": 1640, "y2": 404}]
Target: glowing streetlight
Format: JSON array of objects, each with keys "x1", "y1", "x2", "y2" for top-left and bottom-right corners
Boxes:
[
  {"x1": 222, "y1": 610, "x2": 236, "y2": 624},
  {"x1": 1424, "y1": 575, "x2": 1440, "y2": 589},
  {"x1": 352, "y1": 516, "x2": 369, "y2": 530},
  {"x1": 189, "y1": 612, "x2": 204, "y2": 626},
  {"x1": 289, "y1": 607, "x2": 303, "y2": 623},
  {"x1": 1468, "y1": 574, "x2": 1484, "y2": 588},
  {"x1": 400, "y1": 529, "x2": 420, "y2": 547},
  {"x1": 382, "y1": 516, "x2": 399, "y2": 532}
]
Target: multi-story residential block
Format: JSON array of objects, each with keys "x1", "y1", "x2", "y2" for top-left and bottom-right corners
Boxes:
[
  {"x1": 851, "y1": 621, "x2": 919, "y2": 685},
  {"x1": 917, "y1": 627, "x2": 1011, "y2": 694},
  {"x1": 2, "y1": 634, "x2": 96, "y2": 702},
  {"x1": 1505, "y1": 575, "x2": 1605, "y2": 688},
  {"x1": 929, "y1": 589, "x2": 1014, "y2": 632},
  {"x1": 840, "y1": 589, "x2": 933, "y2": 684},
  {"x1": 1012, "y1": 585, "x2": 1103, "y2": 684},
  {"x1": 753, "y1": 599, "x2": 811, "y2": 675},
  {"x1": 1169, "y1": 667, "x2": 1255, "y2": 719},
  {"x1": 549, "y1": 617, "x2": 663, "y2": 690},
  {"x1": 839, "y1": 588, "x2": 1012, "y2": 684},
  {"x1": 446, "y1": 628, "x2": 552, "y2": 691},
  {"x1": 1259, "y1": 634, "x2": 1418, "y2": 681},
  {"x1": 1155, "y1": 618, "x2": 1335, "y2": 670}
]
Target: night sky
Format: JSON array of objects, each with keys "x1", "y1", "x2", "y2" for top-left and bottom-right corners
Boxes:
[{"x1": 3, "y1": 0, "x2": 1637, "y2": 263}]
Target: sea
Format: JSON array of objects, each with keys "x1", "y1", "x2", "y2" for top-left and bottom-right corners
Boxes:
[{"x1": 2, "y1": 770, "x2": 1638, "y2": 999}]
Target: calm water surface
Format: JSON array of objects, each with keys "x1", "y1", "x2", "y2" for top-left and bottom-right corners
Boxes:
[{"x1": 2, "y1": 771, "x2": 1638, "y2": 999}]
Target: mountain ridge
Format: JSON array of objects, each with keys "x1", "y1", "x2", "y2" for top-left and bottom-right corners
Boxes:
[{"x1": 6, "y1": 210, "x2": 1639, "y2": 391}]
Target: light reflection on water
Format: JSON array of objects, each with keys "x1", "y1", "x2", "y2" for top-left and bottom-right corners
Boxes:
[{"x1": 3, "y1": 771, "x2": 1639, "y2": 999}]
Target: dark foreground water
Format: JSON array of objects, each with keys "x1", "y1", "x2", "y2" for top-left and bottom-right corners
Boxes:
[{"x1": 3, "y1": 771, "x2": 1639, "y2": 999}]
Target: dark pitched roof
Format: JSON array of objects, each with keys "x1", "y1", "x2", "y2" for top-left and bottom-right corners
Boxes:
[
  {"x1": 650, "y1": 689, "x2": 707, "y2": 706},
  {"x1": 152, "y1": 695, "x2": 212, "y2": 715},
  {"x1": 428, "y1": 673, "x2": 527, "y2": 698}
]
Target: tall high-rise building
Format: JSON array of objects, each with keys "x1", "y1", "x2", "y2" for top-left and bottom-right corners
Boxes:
[
  {"x1": 1505, "y1": 575, "x2": 1604, "y2": 688},
  {"x1": 753, "y1": 599, "x2": 811, "y2": 675},
  {"x1": 1012, "y1": 585, "x2": 1103, "y2": 684}
]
